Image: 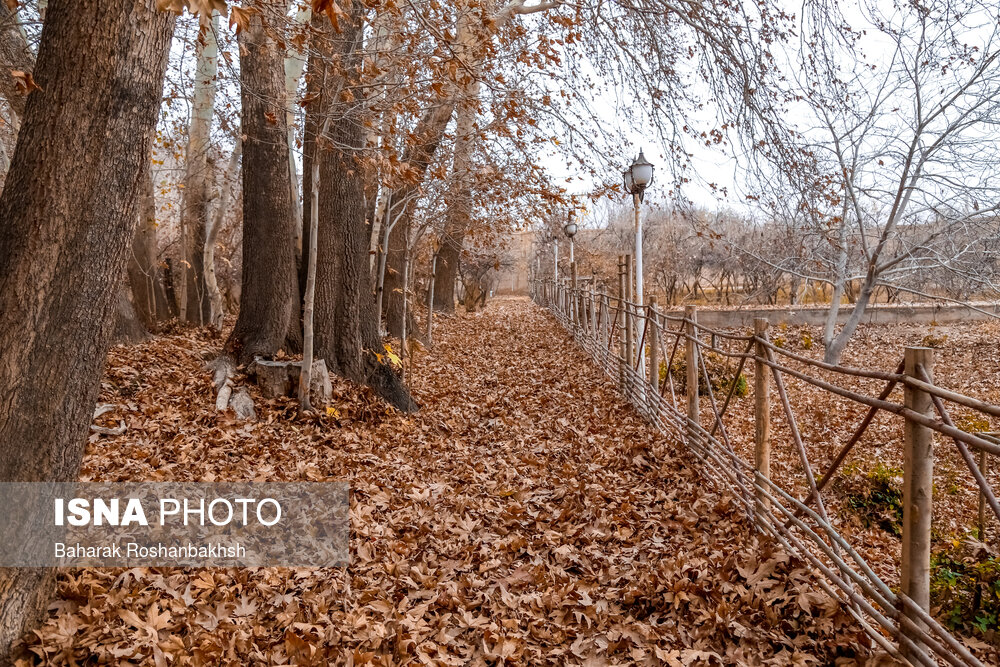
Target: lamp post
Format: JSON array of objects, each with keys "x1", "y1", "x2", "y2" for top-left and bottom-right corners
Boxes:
[
  {"x1": 622, "y1": 149, "x2": 655, "y2": 383},
  {"x1": 553, "y1": 238, "x2": 558, "y2": 285},
  {"x1": 563, "y1": 208, "x2": 578, "y2": 265},
  {"x1": 564, "y1": 209, "x2": 579, "y2": 327}
]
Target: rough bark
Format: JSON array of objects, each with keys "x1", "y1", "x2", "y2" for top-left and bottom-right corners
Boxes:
[
  {"x1": 0, "y1": 0, "x2": 173, "y2": 659},
  {"x1": 383, "y1": 102, "x2": 455, "y2": 336},
  {"x1": 302, "y1": 8, "x2": 415, "y2": 412},
  {"x1": 225, "y1": 1, "x2": 298, "y2": 365},
  {"x1": 433, "y1": 54, "x2": 480, "y2": 311},
  {"x1": 128, "y1": 157, "x2": 175, "y2": 329},
  {"x1": 179, "y1": 11, "x2": 219, "y2": 325},
  {"x1": 114, "y1": 287, "x2": 150, "y2": 344}
]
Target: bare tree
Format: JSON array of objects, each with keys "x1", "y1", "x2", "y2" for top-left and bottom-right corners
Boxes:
[{"x1": 728, "y1": 0, "x2": 1000, "y2": 362}]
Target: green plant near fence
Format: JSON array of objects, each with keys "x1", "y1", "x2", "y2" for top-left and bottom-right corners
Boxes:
[
  {"x1": 931, "y1": 546, "x2": 1000, "y2": 643},
  {"x1": 838, "y1": 462, "x2": 905, "y2": 536},
  {"x1": 660, "y1": 352, "x2": 748, "y2": 398}
]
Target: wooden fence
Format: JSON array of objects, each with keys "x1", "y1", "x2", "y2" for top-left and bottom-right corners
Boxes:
[{"x1": 532, "y1": 262, "x2": 998, "y2": 667}]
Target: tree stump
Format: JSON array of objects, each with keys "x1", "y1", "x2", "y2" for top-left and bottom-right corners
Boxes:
[
  {"x1": 249, "y1": 357, "x2": 331, "y2": 407},
  {"x1": 251, "y1": 359, "x2": 293, "y2": 398}
]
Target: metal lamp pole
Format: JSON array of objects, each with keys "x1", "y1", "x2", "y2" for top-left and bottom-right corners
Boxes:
[
  {"x1": 564, "y1": 209, "x2": 579, "y2": 327},
  {"x1": 623, "y1": 150, "x2": 655, "y2": 387},
  {"x1": 633, "y1": 191, "x2": 643, "y2": 336},
  {"x1": 553, "y1": 239, "x2": 559, "y2": 284}
]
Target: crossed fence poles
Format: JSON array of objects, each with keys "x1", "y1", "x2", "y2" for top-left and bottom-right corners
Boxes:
[{"x1": 534, "y1": 276, "x2": 998, "y2": 667}]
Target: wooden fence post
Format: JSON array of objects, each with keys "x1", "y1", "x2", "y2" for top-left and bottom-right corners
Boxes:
[
  {"x1": 901, "y1": 346, "x2": 934, "y2": 662},
  {"x1": 590, "y1": 282, "x2": 597, "y2": 340},
  {"x1": 648, "y1": 296, "x2": 660, "y2": 401},
  {"x1": 624, "y1": 255, "x2": 633, "y2": 394},
  {"x1": 598, "y1": 289, "x2": 606, "y2": 350},
  {"x1": 753, "y1": 318, "x2": 771, "y2": 518},
  {"x1": 571, "y1": 261, "x2": 578, "y2": 331},
  {"x1": 603, "y1": 291, "x2": 610, "y2": 351},
  {"x1": 685, "y1": 306, "x2": 699, "y2": 445},
  {"x1": 618, "y1": 257, "x2": 626, "y2": 390}
]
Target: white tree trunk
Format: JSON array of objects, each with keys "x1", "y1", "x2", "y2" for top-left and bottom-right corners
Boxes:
[
  {"x1": 284, "y1": 4, "x2": 310, "y2": 258},
  {"x1": 822, "y1": 217, "x2": 850, "y2": 354},
  {"x1": 825, "y1": 271, "x2": 877, "y2": 363},
  {"x1": 203, "y1": 129, "x2": 241, "y2": 332},
  {"x1": 179, "y1": 11, "x2": 219, "y2": 323},
  {"x1": 299, "y1": 115, "x2": 328, "y2": 413}
]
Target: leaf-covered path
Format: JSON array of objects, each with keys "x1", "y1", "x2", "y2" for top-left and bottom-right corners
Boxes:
[{"x1": 27, "y1": 298, "x2": 872, "y2": 665}]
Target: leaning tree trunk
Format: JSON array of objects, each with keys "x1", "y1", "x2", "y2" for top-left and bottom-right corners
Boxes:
[
  {"x1": 433, "y1": 5, "x2": 480, "y2": 312},
  {"x1": 302, "y1": 7, "x2": 415, "y2": 412},
  {"x1": 0, "y1": 0, "x2": 173, "y2": 659},
  {"x1": 224, "y1": 0, "x2": 298, "y2": 365},
  {"x1": 179, "y1": 10, "x2": 219, "y2": 325},
  {"x1": 203, "y1": 129, "x2": 241, "y2": 333},
  {"x1": 383, "y1": 102, "x2": 454, "y2": 336},
  {"x1": 433, "y1": 83, "x2": 480, "y2": 312},
  {"x1": 824, "y1": 272, "x2": 876, "y2": 364}
]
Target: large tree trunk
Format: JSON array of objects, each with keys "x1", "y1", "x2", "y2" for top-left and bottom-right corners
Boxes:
[
  {"x1": 115, "y1": 287, "x2": 150, "y2": 344},
  {"x1": 224, "y1": 0, "x2": 297, "y2": 365},
  {"x1": 179, "y1": 11, "x2": 219, "y2": 325},
  {"x1": 431, "y1": 1, "x2": 493, "y2": 313},
  {"x1": 433, "y1": 88, "x2": 479, "y2": 312},
  {"x1": 302, "y1": 7, "x2": 415, "y2": 412},
  {"x1": 383, "y1": 102, "x2": 455, "y2": 336},
  {"x1": 128, "y1": 157, "x2": 176, "y2": 329},
  {"x1": 0, "y1": 0, "x2": 173, "y2": 659}
]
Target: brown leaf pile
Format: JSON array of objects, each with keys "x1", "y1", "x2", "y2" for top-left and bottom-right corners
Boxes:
[{"x1": 21, "y1": 298, "x2": 874, "y2": 665}]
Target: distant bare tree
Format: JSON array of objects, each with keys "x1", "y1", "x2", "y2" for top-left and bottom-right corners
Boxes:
[{"x1": 736, "y1": 0, "x2": 1000, "y2": 362}]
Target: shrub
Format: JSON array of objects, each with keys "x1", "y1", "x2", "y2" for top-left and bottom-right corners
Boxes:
[
  {"x1": 921, "y1": 332, "x2": 949, "y2": 348},
  {"x1": 730, "y1": 373, "x2": 749, "y2": 398},
  {"x1": 840, "y1": 462, "x2": 904, "y2": 536},
  {"x1": 664, "y1": 352, "x2": 749, "y2": 398},
  {"x1": 800, "y1": 332, "x2": 814, "y2": 350},
  {"x1": 955, "y1": 413, "x2": 991, "y2": 434},
  {"x1": 931, "y1": 545, "x2": 1000, "y2": 642}
]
